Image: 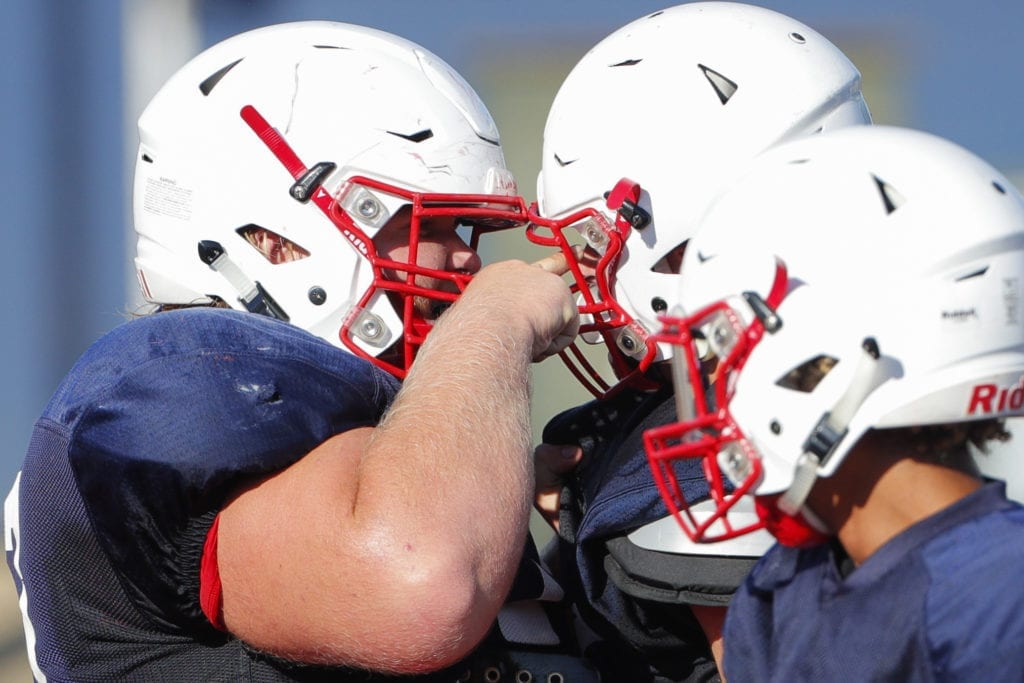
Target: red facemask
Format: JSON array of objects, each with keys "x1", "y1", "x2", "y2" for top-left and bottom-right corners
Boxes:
[
  {"x1": 644, "y1": 260, "x2": 792, "y2": 544},
  {"x1": 527, "y1": 178, "x2": 661, "y2": 398}
]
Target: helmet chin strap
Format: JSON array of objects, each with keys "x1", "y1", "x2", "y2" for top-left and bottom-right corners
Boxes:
[
  {"x1": 778, "y1": 452, "x2": 822, "y2": 517},
  {"x1": 799, "y1": 503, "x2": 830, "y2": 533},
  {"x1": 779, "y1": 337, "x2": 885, "y2": 516},
  {"x1": 197, "y1": 240, "x2": 289, "y2": 321}
]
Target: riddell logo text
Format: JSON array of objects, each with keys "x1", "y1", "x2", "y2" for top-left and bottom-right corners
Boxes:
[{"x1": 967, "y1": 378, "x2": 1024, "y2": 415}]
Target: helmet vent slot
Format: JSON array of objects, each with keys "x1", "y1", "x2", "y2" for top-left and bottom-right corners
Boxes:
[
  {"x1": 387, "y1": 129, "x2": 434, "y2": 143},
  {"x1": 955, "y1": 266, "x2": 989, "y2": 282},
  {"x1": 237, "y1": 225, "x2": 310, "y2": 264},
  {"x1": 872, "y1": 174, "x2": 905, "y2": 215},
  {"x1": 553, "y1": 153, "x2": 577, "y2": 167},
  {"x1": 776, "y1": 355, "x2": 837, "y2": 393},
  {"x1": 611, "y1": 59, "x2": 643, "y2": 67},
  {"x1": 698, "y1": 64, "x2": 738, "y2": 105},
  {"x1": 199, "y1": 58, "x2": 243, "y2": 96}
]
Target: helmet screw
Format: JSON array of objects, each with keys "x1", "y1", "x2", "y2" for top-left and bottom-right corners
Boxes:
[
  {"x1": 651, "y1": 297, "x2": 668, "y2": 312},
  {"x1": 621, "y1": 335, "x2": 635, "y2": 351},
  {"x1": 713, "y1": 323, "x2": 732, "y2": 347},
  {"x1": 357, "y1": 197, "x2": 381, "y2": 220},
  {"x1": 770, "y1": 420, "x2": 782, "y2": 434},
  {"x1": 308, "y1": 286, "x2": 327, "y2": 306},
  {"x1": 361, "y1": 318, "x2": 382, "y2": 339}
]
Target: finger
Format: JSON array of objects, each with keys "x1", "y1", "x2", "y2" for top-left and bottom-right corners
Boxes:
[
  {"x1": 533, "y1": 443, "x2": 582, "y2": 533},
  {"x1": 532, "y1": 312, "x2": 580, "y2": 361},
  {"x1": 534, "y1": 443, "x2": 583, "y2": 484},
  {"x1": 531, "y1": 250, "x2": 570, "y2": 275},
  {"x1": 533, "y1": 333, "x2": 574, "y2": 361},
  {"x1": 571, "y1": 244, "x2": 601, "y2": 279},
  {"x1": 534, "y1": 489, "x2": 562, "y2": 532}
]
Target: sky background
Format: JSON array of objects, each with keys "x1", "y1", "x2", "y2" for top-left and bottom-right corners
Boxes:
[{"x1": 1, "y1": 0, "x2": 1022, "y2": 674}]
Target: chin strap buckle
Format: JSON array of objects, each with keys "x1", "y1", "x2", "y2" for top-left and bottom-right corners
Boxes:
[
  {"x1": 781, "y1": 337, "x2": 886, "y2": 515},
  {"x1": 197, "y1": 240, "x2": 289, "y2": 321},
  {"x1": 604, "y1": 177, "x2": 651, "y2": 230}
]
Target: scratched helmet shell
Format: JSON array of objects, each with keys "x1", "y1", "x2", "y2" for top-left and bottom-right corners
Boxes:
[{"x1": 133, "y1": 21, "x2": 524, "y2": 377}]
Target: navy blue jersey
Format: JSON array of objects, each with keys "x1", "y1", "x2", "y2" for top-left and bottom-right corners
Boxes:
[
  {"x1": 544, "y1": 389, "x2": 761, "y2": 683},
  {"x1": 724, "y1": 481, "x2": 1024, "y2": 682},
  {"x1": 5, "y1": 308, "x2": 407, "y2": 681}
]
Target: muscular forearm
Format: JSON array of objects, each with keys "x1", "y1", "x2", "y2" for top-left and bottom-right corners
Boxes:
[
  {"x1": 348, "y1": 262, "x2": 569, "y2": 663},
  {"x1": 218, "y1": 260, "x2": 574, "y2": 672},
  {"x1": 361, "y1": 285, "x2": 536, "y2": 583}
]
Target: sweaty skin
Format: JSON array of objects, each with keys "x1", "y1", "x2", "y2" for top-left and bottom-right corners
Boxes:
[{"x1": 217, "y1": 256, "x2": 578, "y2": 674}]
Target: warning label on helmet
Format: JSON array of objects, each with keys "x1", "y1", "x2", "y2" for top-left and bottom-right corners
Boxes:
[
  {"x1": 1004, "y1": 277, "x2": 1020, "y2": 326},
  {"x1": 143, "y1": 177, "x2": 193, "y2": 221}
]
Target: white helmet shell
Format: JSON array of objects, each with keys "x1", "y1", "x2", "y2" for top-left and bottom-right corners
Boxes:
[
  {"x1": 133, "y1": 21, "x2": 520, "y2": 375},
  {"x1": 657, "y1": 126, "x2": 1024, "y2": 531},
  {"x1": 531, "y1": 2, "x2": 871, "y2": 395}
]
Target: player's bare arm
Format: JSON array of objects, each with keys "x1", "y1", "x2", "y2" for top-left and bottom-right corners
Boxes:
[{"x1": 218, "y1": 261, "x2": 577, "y2": 673}]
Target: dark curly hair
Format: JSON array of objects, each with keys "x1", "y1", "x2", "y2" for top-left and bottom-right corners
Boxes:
[{"x1": 898, "y1": 419, "x2": 1010, "y2": 466}]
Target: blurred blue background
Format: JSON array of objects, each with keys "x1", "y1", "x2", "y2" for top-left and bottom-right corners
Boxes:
[{"x1": 1, "y1": 0, "x2": 1022, "y2": 676}]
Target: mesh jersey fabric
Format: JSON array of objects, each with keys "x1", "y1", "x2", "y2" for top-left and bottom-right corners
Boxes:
[
  {"x1": 6, "y1": 308, "x2": 416, "y2": 681},
  {"x1": 724, "y1": 481, "x2": 1024, "y2": 682}
]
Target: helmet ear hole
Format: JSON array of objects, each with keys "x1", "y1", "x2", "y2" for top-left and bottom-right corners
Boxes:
[
  {"x1": 236, "y1": 225, "x2": 310, "y2": 264},
  {"x1": 775, "y1": 355, "x2": 838, "y2": 393}
]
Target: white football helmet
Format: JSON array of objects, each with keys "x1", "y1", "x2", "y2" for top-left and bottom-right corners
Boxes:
[
  {"x1": 527, "y1": 1, "x2": 871, "y2": 397},
  {"x1": 134, "y1": 21, "x2": 525, "y2": 378},
  {"x1": 645, "y1": 126, "x2": 1024, "y2": 545}
]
